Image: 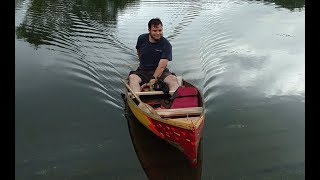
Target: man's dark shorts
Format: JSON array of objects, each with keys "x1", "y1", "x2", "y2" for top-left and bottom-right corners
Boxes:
[{"x1": 129, "y1": 68, "x2": 175, "y2": 85}]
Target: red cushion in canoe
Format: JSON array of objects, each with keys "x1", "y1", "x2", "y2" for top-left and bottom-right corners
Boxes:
[{"x1": 170, "y1": 87, "x2": 199, "y2": 109}]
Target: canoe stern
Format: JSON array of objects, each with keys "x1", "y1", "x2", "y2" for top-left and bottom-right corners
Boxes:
[{"x1": 150, "y1": 115, "x2": 205, "y2": 166}]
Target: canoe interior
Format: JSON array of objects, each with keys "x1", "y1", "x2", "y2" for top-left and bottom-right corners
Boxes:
[{"x1": 132, "y1": 80, "x2": 204, "y2": 114}]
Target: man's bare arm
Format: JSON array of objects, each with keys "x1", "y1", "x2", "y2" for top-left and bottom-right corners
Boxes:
[{"x1": 153, "y1": 59, "x2": 168, "y2": 81}]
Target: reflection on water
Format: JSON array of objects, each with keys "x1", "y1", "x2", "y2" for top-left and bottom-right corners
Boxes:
[
  {"x1": 255, "y1": 0, "x2": 305, "y2": 11},
  {"x1": 15, "y1": 0, "x2": 305, "y2": 48},
  {"x1": 124, "y1": 101, "x2": 203, "y2": 180},
  {"x1": 16, "y1": 0, "x2": 138, "y2": 48}
]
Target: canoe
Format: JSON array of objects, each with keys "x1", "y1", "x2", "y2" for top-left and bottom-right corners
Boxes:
[
  {"x1": 122, "y1": 77, "x2": 205, "y2": 166},
  {"x1": 124, "y1": 107, "x2": 203, "y2": 178}
]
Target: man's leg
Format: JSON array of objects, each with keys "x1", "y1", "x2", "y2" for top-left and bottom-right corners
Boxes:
[
  {"x1": 163, "y1": 74, "x2": 179, "y2": 92},
  {"x1": 129, "y1": 74, "x2": 142, "y2": 92}
]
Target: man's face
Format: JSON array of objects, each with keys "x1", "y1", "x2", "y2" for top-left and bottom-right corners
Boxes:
[{"x1": 149, "y1": 24, "x2": 163, "y2": 41}]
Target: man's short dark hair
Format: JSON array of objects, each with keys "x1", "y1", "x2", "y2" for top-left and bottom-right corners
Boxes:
[{"x1": 148, "y1": 18, "x2": 163, "y2": 29}]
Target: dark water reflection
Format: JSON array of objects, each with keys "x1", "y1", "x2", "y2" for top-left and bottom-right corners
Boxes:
[
  {"x1": 16, "y1": 0, "x2": 304, "y2": 179},
  {"x1": 254, "y1": 0, "x2": 305, "y2": 11},
  {"x1": 16, "y1": 0, "x2": 138, "y2": 48}
]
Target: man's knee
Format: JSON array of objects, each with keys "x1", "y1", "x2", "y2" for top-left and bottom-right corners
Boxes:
[
  {"x1": 129, "y1": 74, "x2": 141, "y2": 83},
  {"x1": 164, "y1": 74, "x2": 177, "y2": 83},
  {"x1": 164, "y1": 75, "x2": 179, "y2": 91}
]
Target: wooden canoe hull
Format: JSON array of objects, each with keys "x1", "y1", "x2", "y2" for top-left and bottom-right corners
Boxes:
[{"x1": 125, "y1": 85, "x2": 205, "y2": 166}]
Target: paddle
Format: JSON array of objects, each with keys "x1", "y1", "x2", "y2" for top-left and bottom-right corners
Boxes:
[{"x1": 121, "y1": 79, "x2": 161, "y2": 119}]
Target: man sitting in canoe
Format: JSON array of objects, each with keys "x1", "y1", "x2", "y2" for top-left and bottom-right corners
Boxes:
[{"x1": 128, "y1": 18, "x2": 180, "y2": 93}]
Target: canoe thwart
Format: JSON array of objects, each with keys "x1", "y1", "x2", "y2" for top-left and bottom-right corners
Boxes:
[
  {"x1": 155, "y1": 107, "x2": 203, "y2": 117},
  {"x1": 128, "y1": 90, "x2": 176, "y2": 96}
]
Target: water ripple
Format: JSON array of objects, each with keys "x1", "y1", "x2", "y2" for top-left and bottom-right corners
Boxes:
[
  {"x1": 16, "y1": 0, "x2": 305, "y2": 108},
  {"x1": 16, "y1": 0, "x2": 140, "y2": 109},
  {"x1": 197, "y1": 5, "x2": 237, "y2": 101}
]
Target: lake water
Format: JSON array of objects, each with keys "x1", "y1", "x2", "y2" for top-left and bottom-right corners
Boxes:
[{"x1": 15, "y1": 0, "x2": 305, "y2": 179}]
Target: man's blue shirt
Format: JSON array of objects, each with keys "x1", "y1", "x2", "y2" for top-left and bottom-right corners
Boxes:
[{"x1": 135, "y1": 33, "x2": 172, "y2": 70}]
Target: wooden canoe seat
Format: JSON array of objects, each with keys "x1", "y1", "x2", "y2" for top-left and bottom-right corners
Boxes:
[
  {"x1": 155, "y1": 107, "x2": 203, "y2": 117},
  {"x1": 128, "y1": 90, "x2": 176, "y2": 96}
]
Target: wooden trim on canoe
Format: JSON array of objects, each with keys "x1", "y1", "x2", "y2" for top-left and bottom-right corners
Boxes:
[
  {"x1": 155, "y1": 107, "x2": 203, "y2": 117},
  {"x1": 159, "y1": 115, "x2": 204, "y2": 129}
]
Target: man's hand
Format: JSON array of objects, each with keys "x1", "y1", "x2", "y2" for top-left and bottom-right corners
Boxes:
[{"x1": 149, "y1": 78, "x2": 156, "y2": 91}]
